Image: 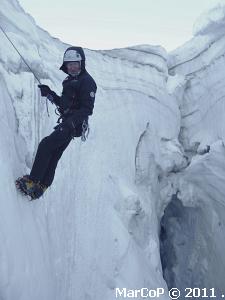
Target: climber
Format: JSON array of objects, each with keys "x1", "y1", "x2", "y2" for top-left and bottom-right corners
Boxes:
[{"x1": 15, "y1": 46, "x2": 97, "y2": 200}]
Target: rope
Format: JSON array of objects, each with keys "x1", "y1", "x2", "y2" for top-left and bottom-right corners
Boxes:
[
  {"x1": 0, "y1": 24, "x2": 54, "y2": 117},
  {"x1": 45, "y1": 98, "x2": 50, "y2": 117},
  {"x1": 0, "y1": 24, "x2": 41, "y2": 84}
]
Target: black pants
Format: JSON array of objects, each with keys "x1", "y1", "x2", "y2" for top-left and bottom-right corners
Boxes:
[{"x1": 29, "y1": 127, "x2": 73, "y2": 187}]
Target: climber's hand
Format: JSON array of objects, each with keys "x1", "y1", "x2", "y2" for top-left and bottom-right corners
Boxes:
[{"x1": 38, "y1": 84, "x2": 52, "y2": 97}]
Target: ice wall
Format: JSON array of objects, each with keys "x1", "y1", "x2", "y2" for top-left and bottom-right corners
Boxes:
[
  {"x1": 0, "y1": 0, "x2": 182, "y2": 299},
  {"x1": 161, "y1": 3, "x2": 225, "y2": 294},
  {"x1": 2, "y1": 0, "x2": 225, "y2": 298}
]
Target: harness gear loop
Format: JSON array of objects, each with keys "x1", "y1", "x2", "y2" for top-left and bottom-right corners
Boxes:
[
  {"x1": 81, "y1": 119, "x2": 90, "y2": 142},
  {"x1": 55, "y1": 107, "x2": 61, "y2": 116}
]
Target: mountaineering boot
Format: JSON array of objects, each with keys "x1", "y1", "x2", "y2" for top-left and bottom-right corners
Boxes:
[
  {"x1": 28, "y1": 182, "x2": 48, "y2": 200},
  {"x1": 15, "y1": 175, "x2": 47, "y2": 200},
  {"x1": 15, "y1": 174, "x2": 36, "y2": 196}
]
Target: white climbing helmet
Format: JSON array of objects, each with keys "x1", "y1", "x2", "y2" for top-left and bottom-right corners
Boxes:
[
  {"x1": 60, "y1": 46, "x2": 85, "y2": 74},
  {"x1": 63, "y1": 49, "x2": 82, "y2": 62}
]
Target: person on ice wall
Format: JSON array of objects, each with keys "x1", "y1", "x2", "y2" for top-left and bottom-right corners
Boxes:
[{"x1": 15, "y1": 46, "x2": 97, "y2": 200}]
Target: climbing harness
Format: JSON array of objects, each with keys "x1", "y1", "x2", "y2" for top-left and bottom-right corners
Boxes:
[{"x1": 55, "y1": 107, "x2": 90, "y2": 142}]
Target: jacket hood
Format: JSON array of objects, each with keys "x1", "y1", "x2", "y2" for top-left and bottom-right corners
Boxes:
[{"x1": 60, "y1": 46, "x2": 86, "y2": 74}]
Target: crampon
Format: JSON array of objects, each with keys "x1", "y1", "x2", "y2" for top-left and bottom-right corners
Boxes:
[{"x1": 15, "y1": 175, "x2": 47, "y2": 200}]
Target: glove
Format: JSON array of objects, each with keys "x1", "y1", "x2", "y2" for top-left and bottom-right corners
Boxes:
[{"x1": 38, "y1": 84, "x2": 52, "y2": 97}]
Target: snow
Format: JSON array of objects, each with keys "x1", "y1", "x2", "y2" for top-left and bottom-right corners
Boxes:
[
  {"x1": 1, "y1": 0, "x2": 225, "y2": 299},
  {"x1": 162, "y1": 140, "x2": 225, "y2": 292},
  {"x1": 164, "y1": 1, "x2": 225, "y2": 293},
  {"x1": 193, "y1": 3, "x2": 225, "y2": 37}
]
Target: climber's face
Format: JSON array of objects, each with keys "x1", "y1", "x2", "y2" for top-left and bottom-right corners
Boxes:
[{"x1": 66, "y1": 61, "x2": 81, "y2": 76}]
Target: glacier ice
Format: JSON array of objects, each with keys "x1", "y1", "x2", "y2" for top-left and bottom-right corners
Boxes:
[{"x1": 1, "y1": 0, "x2": 225, "y2": 299}]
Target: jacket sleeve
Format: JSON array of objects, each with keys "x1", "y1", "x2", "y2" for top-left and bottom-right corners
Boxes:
[
  {"x1": 68, "y1": 77, "x2": 97, "y2": 124},
  {"x1": 47, "y1": 91, "x2": 61, "y2": 107}
]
